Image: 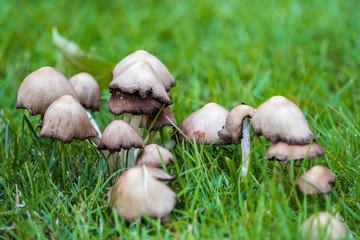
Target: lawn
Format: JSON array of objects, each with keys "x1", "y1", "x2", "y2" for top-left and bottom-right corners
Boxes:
[{"x1": 0, "y1": 0, "x2": 359, "y2": 239}]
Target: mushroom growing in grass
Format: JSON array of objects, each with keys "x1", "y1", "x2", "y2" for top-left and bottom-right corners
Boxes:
[
  {"x1": 38, "y1": 95, "x2": 98, "y2": 143},
  {"x1": 178, "y1": 102, "x2": 229, "y2": 145},
  {"x1": 218, "y1": 103, "x2": 256, "y2": 176},
  {"x1": 296, "y1": 165, "x2": 335, "y2": 195},
  {"x1": 108, "y1": 165, "x2": 177, "y2": 222},
  {"x1": 136, "y1": 144, "x2": 174, "y2": 168}
]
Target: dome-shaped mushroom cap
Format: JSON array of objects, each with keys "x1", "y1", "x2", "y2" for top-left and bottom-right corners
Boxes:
[
  {"x1": 265, "y1": 140, "x2": 324, "y2": 161},
  {"x1": 112, "y1": 50, "x2": 176, "y2": 91},
  {"x1": 69, "y1": 72, "x2": 101, "y2": 111},
  {"x1": 98, "y1": 120, "x2": 144, "y2": 153},
  {"x1": 109, "y1": 165, "x2": 177, "y2": 222},
  {"x1": 178, "y1": 102, "x2": 229, "y2": 145},
  {"x1": 109, "y1": 60, "x2": 172, "y2": 105},
  {"x1": 136, "y1": 144, "x2": 174, "y2": 168},
  {"x1": 218, "y1": 104, "x2": 256, "y2": 144},
  {"x1": 299, "y1": 212, "x2": 347, "y2": 239},
  {"x1": 296, "y1": 165, "x2": 335, "y2": 195},
  {"x1": 251, "y1": 96, "x2": 317, "y2": 145},
  {"x1": 16, "y1": 66, "x2": 78, "y2": 115},
  {"x1": 140, "y1": 107, "x2": 177, "y2": 131},
  {"x1": 38, "y1": 95, "x2": 98, "y2": 143}
]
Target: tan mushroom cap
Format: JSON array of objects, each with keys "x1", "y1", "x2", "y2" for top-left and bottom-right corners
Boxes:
[
  {"x1": 251, "y1": 96, "x2": 317, "y2": 145},
  {"x1": 178, "y1": 102, "x2": 229, "y2": 145},
  {"x1": 136, "y1": 144, "x2": 174, "y2": 168},
  {"x1": 16, "y1": 66, "x2": 78, "y2": 115},
  {"x1": 112, "y1": 50, "x2": 176, "y2": 91},
  {"x1": 38, "y1": 95, "x2": 98, "y2": 143},
  {"x1": 299, "y1": 212, "x2": 347, "y2": 239},
  {"x1": 296, "y1": 165, "x2": 335, "y2": 195},
  {"x1": 140, "y1": 107, "x2": 177, "y2": 131},
  {"x1": 109, "y1": 60, "x2": 172, "y2": 105},
  {"x1": 109, "y1": 165, "x2": 177, "y2": 222},
  {"x1": 218, "y1": 104, "x2": 256, "y2": 144},
  {"x1": 265, "y1": 140, "x2": 324, "y2": 161},
  {"x1": 69, "y1": 72, "x2": 101, "y2": 111},
  {"x1": 98, "y1": 120, "x2": 144, "y2": 153}
]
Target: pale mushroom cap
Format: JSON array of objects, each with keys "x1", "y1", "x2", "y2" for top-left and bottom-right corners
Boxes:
[
  {"x1": 109, "y1": 60, "x2": 172, "y2": 105},
  {"x1": 296, "y1": 165, "x2": 335, "y2": 195},
  {"x1": 140, "y1": 106, "x2": 177, "y2": 131},
  {"x1": 38, "y1": 95, "x2": 98, "y2": 143},
  {"x1": 178, "y1": 102, "x2": 229, "y2": 145},
  {"x1": 109, "y1": 165, "x2": 177, "y2": 221},
  {"x1": 69, "y1": 72, "x2": 101, "y2": 111},
  {"x1": 98, "y1": 120, "x2": 144, "y2": 153},
  {"x1": 299, "y1": 212, "x2": 347, "y2": 239},
  {"x1": 218, "y1": 104, "x2": 256, "y2": 144},
  {"x1": 16, "y1": 66, "x2": 78, "y2": 115},
  {"x1": 136, "y1": 144, "x2": 174, "y2": 168},
  {"x1": 251, "y1": 96, "x2": 317, "y2": 145},
  {"x1": 112, "y1": 50, "x2": 176, "y2": 91},
  {"x1": 265, "y1": 140, "x2": 324, "y2": 161}
]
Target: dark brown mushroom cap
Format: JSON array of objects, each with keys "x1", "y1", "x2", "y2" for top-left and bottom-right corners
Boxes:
[
  {"x1": 98, "y1": 120, "x2": 144, "y2": 153},
  {"x1": 69, "y1": 72, "x2": 101, "y2": 111},
  {"x1": 16, "y1": 66, "x2": 78, "y2": 115},
  {"x1": 140, "y1": 107, "x2": 177, "y2": 131},
  {"x1": 299, "y1": 212, "x2": 347, "y2": 239},
  {"x1": 218, "y1": 104, "x2": 256, "y2": 144},
  {"x1": 38, "y1": 95, "x2": 98, "y2": 143},
  {"x1": 109, "y1": 165, "x2": 177, "y2": 222},
  {"x1": 112, "y1": 50, "x2": 176, "y2": 91},
  {"x1": 296, "y1": 165, "x2": 335, "y2": 195},
  {"x1": 251, "y1": 96, "x2": 317, "y2": 145},
  {"x1": 109, "y1": 60, "x2": 172, "y2": 105},
  {"x1": 136, "y1": 144, "x2": 174, "y2": 167},
  {"x1": 178, "y1": 102, "x2": 229, "y2": 145},
  {"x1": 265, "y1": 140, "x2": 324, "y2": 161}
]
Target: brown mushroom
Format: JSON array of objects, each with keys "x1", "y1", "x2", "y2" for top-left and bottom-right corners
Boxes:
[
  {"x1": 136, "y1": 144, "x2": 174, "y2": 168},
  {"x1": 140, "y1": 106, "x2": 177, "y2": 131},
  {"x1": 296, "y1": 165, "x2": 335, "y2": 195}
]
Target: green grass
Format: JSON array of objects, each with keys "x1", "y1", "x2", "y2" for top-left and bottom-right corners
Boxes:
[{"x1": 1, "y1": 0, "x2": 360, "y2": 238}]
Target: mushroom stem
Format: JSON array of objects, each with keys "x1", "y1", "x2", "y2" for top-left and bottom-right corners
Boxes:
[
  {"x1": 128, "y1": 115, "x2": 143, "y2": 167},
  {"x1": 241, "y1": 117, "x2": 251, "y2": 177},
  {"x1": 86, "y1": 110, "x2": 102, "y2": 146}
]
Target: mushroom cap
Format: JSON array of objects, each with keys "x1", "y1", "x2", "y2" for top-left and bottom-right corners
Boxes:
[
  {"x1": 265, "y1": 140, "x2": 324, "y2": 161},
  {"x1": 98, "y1": 120, "x2": 144, "y2": 153},
  {"x1": 299, "y1": 212, "x2": 347, "y2": 239},
  {"x1": 112, "y1": 50, "x2": 176, "y2": 91},
  {"x1": 38, "y1": 95, "x2": 98, "y2": 143},
  {"x1": 140, "y1": 106, "x2": 177, "y2": 131},
  {"x1": 109, "y1": 165, "x2": 177, "y2": 222},
  {"x1": 136, "y1": 144, "x2": 174, "y2": 168},
  {"x1": 109, "y1": 60, "x2": 172, "y2": 105},
  {"x1": 69, "y1": 72, "x2": 101, "y2": 111},
  {"x1": 251, "y1": 96, "x2": 317, "y2": 145},
  {"x1": 218, "y1": 104, "x2": 256, "y2": 144},
  {"x1": 178, "y1": 102, "x2": 229, "y2": 145},
  {"x1": 296, "y1": 165, "x2": 335, "y2": 195},
  {"x1": 16, "y1": 66, "x2": 78, "y2": 115}
]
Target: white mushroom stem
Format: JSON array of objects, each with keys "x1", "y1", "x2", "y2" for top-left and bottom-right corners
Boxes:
[
  {"x1": 241, "y1": 117, "x2": 251, "y2": 177},
  {"x1": 127, "y1": 115, "x2": 143, "y2": 167},
  {"x1": 86, "y1": 110, "x2": 102, "y2": 146}
]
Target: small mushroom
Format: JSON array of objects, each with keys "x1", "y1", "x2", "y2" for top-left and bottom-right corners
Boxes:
[
  {"x1": 136, "y1": 144, "x2": 174, "y2": 168},
  {"x1": 296, "y1": 165, "x2": 335, "y2": 195},
  {"x1": 109, "y1": 165, "x2": 177, "y2": 222},
  {"x1": 69, "y1": 72, "x2": 101, "y2": 111},
  {"x1": 17, "y1": 66, "x2": 78, "y2": 115},
  {"x1": 140, "y1": 106, "x2": 177, "y2": 131},
  {"x1": 299, "y1": 212, "x2": 347, "y2": 239},
  {"x1": 38, "y1": 95, "x2": 98, "y2": 143}
]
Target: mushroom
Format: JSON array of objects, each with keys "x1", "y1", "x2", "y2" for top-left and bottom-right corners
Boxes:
[
  {"x1": 17, "y1": 66, "x2": 78, "y2": 116},
  {"x1": 108, "y1": 165, "x2": 177, "y2": 222},
  {"x1": 69, "y1": 72, "x2": 101, "y2": 111},
  {"x1": 296, "y1": 165, "x2": 335, "y2": 195},
  {"x1": 299, "y1": 212, "x2": 347, "y2": 239},
  {"x1": 178, "y1": 102, "x2": 229, "y2": 145},
  {"x1": 136, "y1": 144, "x2": 174, "y2": 168},
  {"x1": 266, "y1": 140, "x2": 324, "y2": 161},
  {"x1": 140, "y1": 106, "x2": 177, "y2": 131},
  {"x1": 251, "y1": 96, "x2": 317, "y2": 145},
  {"x1": 218, "y1": 103, "x2": 256, "y2": 176},
  {"x1": 38, "y1": 95, "x2": 98, "y2": 143}
]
